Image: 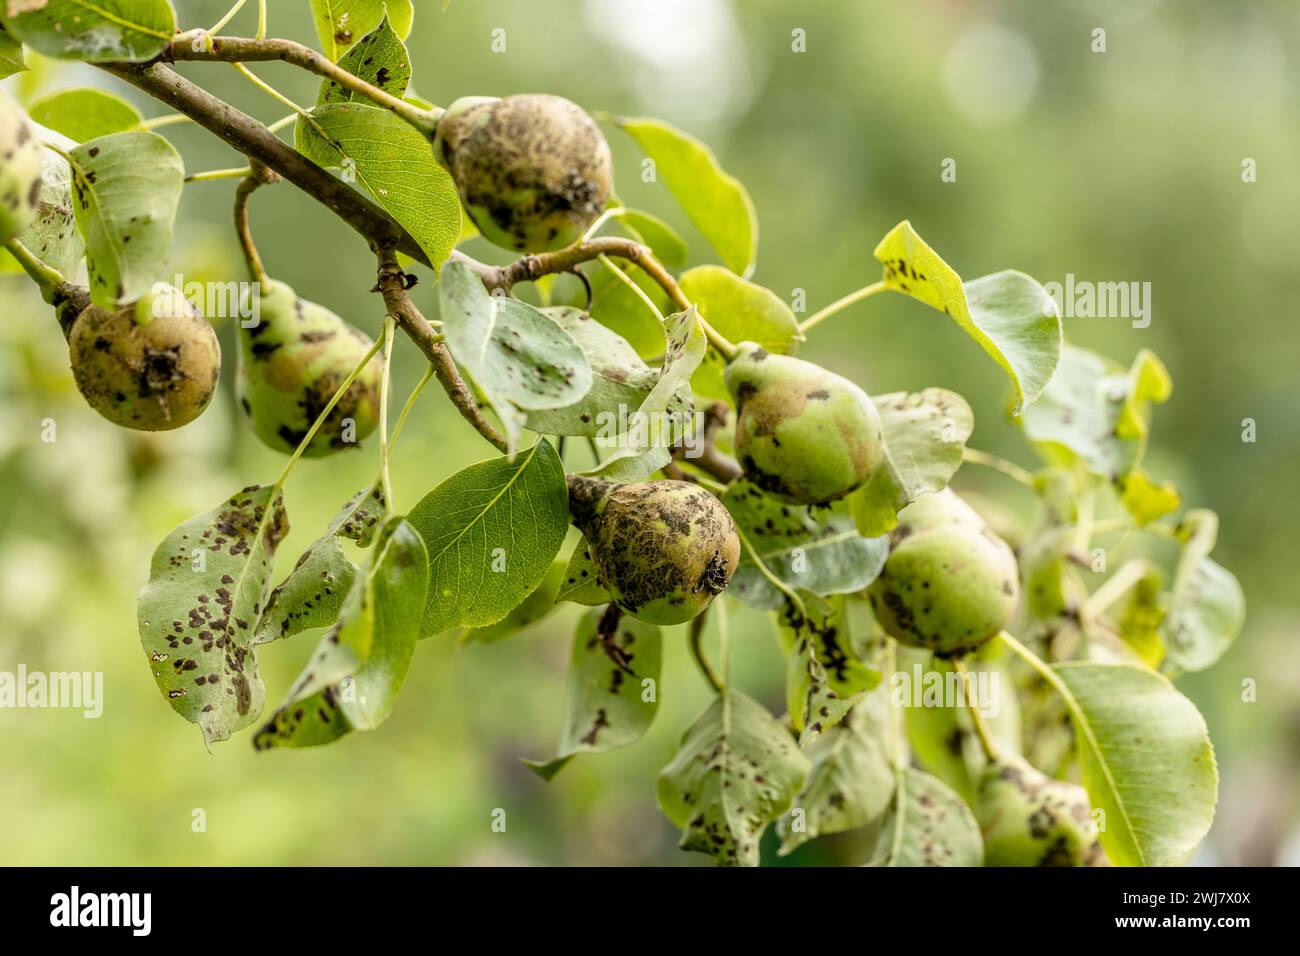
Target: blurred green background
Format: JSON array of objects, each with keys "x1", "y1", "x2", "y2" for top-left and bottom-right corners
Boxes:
[{"x1": 2, "y1": 0, "x2": 1297, "y2": 866}]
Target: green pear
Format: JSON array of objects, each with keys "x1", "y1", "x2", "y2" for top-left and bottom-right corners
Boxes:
[
  {"x1": 895, "y1": 488, "x2": 986, "y2": 535},
  {"x1": 433, "y1": 94, "x2": 613, "y2": 252},
  {"x1": 68, "y1": 284, "x2": 221, "y2": 431},
  {"x1": 976, "y1": 755, "x2": 1108, "y2": 866},
  {"x1": 569, "y1": 477, "x2": 740, "y2": 625},
  {"x1": 725, "y1": 342, "x2": 886, "y2": 505},
  {"x1": 237, "y1": 279, "x2": 381, "y2": 457},
  {"x1": 868, "y1": 499, "x2": 1019, "y2": 655},
  {"x1": 0, "y1": 87, "x2": 44, "y2": 244}
]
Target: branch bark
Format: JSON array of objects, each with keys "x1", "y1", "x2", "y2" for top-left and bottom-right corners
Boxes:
[{"x1": 374, "y1": 248, "x2": 508, "y2": 453}]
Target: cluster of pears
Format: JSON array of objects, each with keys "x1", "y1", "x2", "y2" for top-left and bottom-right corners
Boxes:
[
  {"x1": 976, "y1": 754, "x2": 1108, "y2": 866},
  {"x1": 724, "y1": 342, "x2": 887, "y2": 505},
  {"x1": 569, "y1": 476, "x2": 740, "y2": 626},
  {"x1": 868, "y1": 489, "x2": 1020, "y2": 656},
  {"x1": 433, "y1": 94, "x2": 612, "y2": 252},
  {"x1": 0, "y1": 87, "x2": 43, "y2": 245},
  {"x1": 236, "y1": 278, "x2": 382, "y2": 456}
]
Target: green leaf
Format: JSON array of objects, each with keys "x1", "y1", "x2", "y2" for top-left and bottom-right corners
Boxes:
[
  {"x1": 408, "y1": 441, "x2": 570, "y2": 638},
  {"x1": 3, "y1": 0, "x2": 176, "y2": 62},
  {"x1": 1018, "y1": 467, "x2": 1078, "y2": 623},
  {"x1": 587, "y1": 255, "x2": 670, "y2": 358},
  {"x1": 311, "y1": 0, "x2": 413, "y2": 60},
  {"x1": 778, "y1": 689, "x2": 895, "y2": 855},
  {"x1": 0, "y1": 22, "x2": 28, "y2": 78},
  {"x1": 297, "y1": 103, "x2": 460, "y2": 274},
  {"x1": 782, "y1": 595, "x2": 880, "y2": 745},
  {"x1": 1020, "y1": 345, "x2": 1171, "y2": 484},
  {"x1": 137, "y1": 485, "x2": 288, "y2": 745},
  {"x1": 680, "y1": 265, "x2": 801, "y2": 399},
  {"x1": 437, "y1": 261, "x2": 594, "y2": 455},
  {"x1": 523, "y1": 605, "x2": 662, "y2": 781},
  {"x1": 253, "y1": 482, "x2": 387, "y2": 645},
  {"x1": 254, "y1": 517, "x2": 429, "y2": 750},
  {"x1": 619, "y1": 116, "x2": 758, "y2": 276},
  {"x1": 555, "y1": 537, "x2": 611, "y2": 607},
  {"x1": 1117, "y1": 468, "x2": 1181, "y2": 526},
  {"x1": 582, "y1": 445, "x2": 672, "y2": 484},
  {"x1": 1115, "y1": 561, "x2": 1166, "y2": 668},
  {"x1": 523, "y1": 306, "x2": 668, "y2": 439},
  {"x1": 873, "y1": 221, "x2": 1062, "y2": 412},
  {"x1": 849, "y1": 388, "x2": 974, "y2": 537},
  {"x1": 1162, "y1": 510, "x2": 1245, "y2": 672},
  {"x1": 68, "y1": 130, "x2": 183, "y2": 308},
  {"x1": 462, "y1": 558, "x2": 567, "y2": 644},
  {"x1": 610, "y1": 208, "x2": 687, "y2": 270},
  {"x1": 28, "y1": 87, "x2": 142, "y2": 142},
  {"x1": 658, "y1": 690, "x2": 809, "y2": 867},
  {"x1": 724, "y1": 481, "x2": 888, "y2": 611},
  {"x1": 321, "y1": 14, "x2": 410, "y2": 105},
  {"x1": 1047, "y1": 660, "x2": 1218, "y2": 866},
  {"x1": 868, "y1": 766, "x2": 983, "y2": 866}
]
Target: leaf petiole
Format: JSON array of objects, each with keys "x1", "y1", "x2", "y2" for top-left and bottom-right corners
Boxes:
[{"x1": 798, "y1": 280, "x2": 889, "y2": 334}]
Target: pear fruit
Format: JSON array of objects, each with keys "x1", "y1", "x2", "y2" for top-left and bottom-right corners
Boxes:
[
  {"x1": 433, "y1": 94, "x2": 613, "y2": 252},
  {"x1": 569, "y1": 477, "x2": 740, "y2": 625},
  {"x1": 68, "y1": 284, "x2": 221, "y2": 431},
  {"x1": 868, "y1": 492, "x2": 1019, "y2": 655},
  {"x1": 0, "y1": 87, "x2": 44, "y2": 244},
  {"x1": 976, "y1": 755, "x2": 1108, "y2": 866},
  {"x1": 725, "y1": 342, "x2": 886, "y2": 505},
  {"x1": 237, "y1": 279, "x2": 381, "y2": 456}
]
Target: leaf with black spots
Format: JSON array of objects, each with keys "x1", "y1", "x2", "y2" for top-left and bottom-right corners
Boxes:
[
  {"x1": 137, "y1": 485, "x2": 288, "y2": 745},
  {"x1": 658, "y1": 690, "x2": 808, "y2": 867},
  {"x1": 254, "y1": 481, "x2": 388, "y2": 645},
  {"x1": 254, "y1": 517, "x2": 428, "y2": 750},
  {"x1": 523, "y1": 605, "x2": 661, "y2": 781},
  {"x1": 68, "y1": 130, "x2": 183, "y2": 308}
]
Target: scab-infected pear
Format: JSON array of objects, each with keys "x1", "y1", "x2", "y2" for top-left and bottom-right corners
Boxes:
[
  {"x1": 976, "y1": 755, "x2": 1108, "y2": 867},
  {"x1": 868, "y1": 491, "x2": 1019, "y2": 655},
  {"x1": 433, "y1": 94, "x2": 613, "y2": 252},
  {"x1": 0, "y1": 87, "x2": 44, "y2": 244},
  {"x1": 68, "y1": 284, "x2": 221, "y2": 431},
  {"x1": 569, "y1": 477, "x2": 740, "y2": 626},
  {"x1": 725, "y1": 342, "x2": 886, "y2": 505},
  {"x1": 237, "y1": 279, "x2": 381, "y2": 457}
]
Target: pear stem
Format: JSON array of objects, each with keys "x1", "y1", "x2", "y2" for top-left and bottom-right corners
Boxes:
[
  {"x1": 962, "y1": 447, "x2": 1036, "y2": 488},
  {"x1": 952, "y1": 658, "x2": 1000, "y2": 763},
  {"x1": 3, "y1": 238, "x2": 67, "y2": 300},
  {"x1": 798, "y1": 280, "x2": 890, "y2": 334},
  {"x1": 689, "y1": 609, "x2": 724, "y2": 694},
  {"x1": 234, "y1": 171, "x2": 272, "y2": 285}
]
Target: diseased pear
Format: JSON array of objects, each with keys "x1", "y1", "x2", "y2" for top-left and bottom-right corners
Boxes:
[
  {"x1": 868, "y1": 493, "x2": 1019, "y2": 655},
  {"x1": 725, "y1": 342, "x2": 886, "y2": 505},
  {"x1": 237, "y1": 279, "x2": 381, "y2": 457},
  {"x1": 433, "y1": 94, "x2": 613, "y2": 252},
  {"x1": 976, "y1": 755, "x2": 1108, "y2": 866},
  {"x1": 569, "y1": 477, "x2": 740, "y2": 625},
  {"x1": 68, "y1": 284, "x2": 221, "y2": 431}
]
